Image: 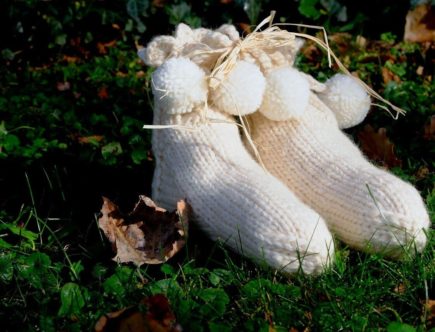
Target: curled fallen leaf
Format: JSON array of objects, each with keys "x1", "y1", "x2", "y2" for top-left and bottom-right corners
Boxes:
[
  {"x1": 97, "y1": 40, "x2": 117, "y2": 54},
  {"x1": 116, "y1": 71, "x2": 128, "y2": 78},
  {"x1": 62, "y1": 55, "x2": 80, "y2": 63},
  {"x1": 381, "y1": 67, "x2": 401, "y2": 84},
  {"x1": 56, "y1": 81, "x2": 71, "y2": 91},
  {"x1": 415, "y1": 166, "x2": 430, "y2": 180},
  {"x1": 98, "y1": 196, "x2": 189, "y2": 266},
  {"x1": 136, "y1": 70, "x2": 146, "y2": 79},
  {"x1": 98, "y1": 86, "x2": 109, "y2": 100},
  {"x1": 301, "y1": 43, "x2": 321, "y2": 64},
  {"x1": 152, "y1": 0, "x2": 168, "y2": 8},
  {"x1": 358, "y1": 124, "x2": 402, "y2": 168},
  {"x1": 424, "y1": 115, "x2": 435, "y2": 140},
  {"x1": 94, "y1": 294, "x2": 182, "y2": 332},
  {"x1": 404, "y1": 4, "x2": 435, "y2": 43},
  {"x1": 289, "y1": 328, "x2": 309, "y2": 332},
  {"x1": 355, "y1": 35, "x2": 367, "y2": 49},
  {"x1": 394, "y1": 282, "x2": 406, "y2": 294},
  {"x1": 77, "y1": 135, "x2": 104, "y2": 145},
  {"x1": 424, "y1": 300, "x2": 435, "y2": 330},
  {"x1": 238, "y1": 22, "x2": 252, "y2": 34},
  {"x1": 328, "y1": 32, "x2": 352, "y2": 54}
]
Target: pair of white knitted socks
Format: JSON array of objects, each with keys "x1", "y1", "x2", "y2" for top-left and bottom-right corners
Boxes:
[{"x1": 140, "y1": 24, "x2": 430, "y2": 274}]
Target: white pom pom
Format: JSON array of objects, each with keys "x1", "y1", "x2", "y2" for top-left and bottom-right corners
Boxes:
[
  {"x1": 152, "y1": 58, "x2": 207, "y2": 114},
  {"x1": 318, "y1": 74, "x2": 371, "y2": 129},
  {"x1": 210, "y1": 61, "x2": 265, "y2": 116},
  {"x1": 259, "y1": 67, "x2": 310, "y2": 121}
]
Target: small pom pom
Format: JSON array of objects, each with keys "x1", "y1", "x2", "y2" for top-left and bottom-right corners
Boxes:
[
  {"x1": 152, "y1": 58, "x2": 207, "y2": 114},
  {"x1": 259, "y1": 67, "x2": 310, "y2": 121},
  {"x1": 210, "y1": 61, "x2": 265, "y2": 116},
  {"x1": 318, "y1": 74, "x2": 371, "y2": 129}
]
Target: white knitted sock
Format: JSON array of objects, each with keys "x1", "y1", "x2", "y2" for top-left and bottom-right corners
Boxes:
[
  {"x1": 248, "y1": 93, "x2": 430, "y2": 257},
  {"x1": 141, "y1": 21, "x2": 429, "y2": 260},
  {"x1": 145, "y1": 55, "x2": 335, "y2": 274}
]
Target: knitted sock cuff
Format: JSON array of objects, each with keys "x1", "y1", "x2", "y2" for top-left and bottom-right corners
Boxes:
[
  {"x1": 138, "y1": 23, "x2": 239, "y2": 70},
  {"x1": 141, "y1": 23, "x2": 331, "y2": 122},
  {"x1": 139, "y1": 23, "x2": 303, "y2": 74}
]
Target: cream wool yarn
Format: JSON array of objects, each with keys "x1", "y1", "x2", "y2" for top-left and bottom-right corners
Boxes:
[
  {"x1": 210, "y1": 60, "x2": 266, "y2": 116},
  {"x1": 151, "y1": 57, "x2": 208, "y2": 115},
  {"x1": 142, "y1": 28, "x2": 335, "y2": 274},
  {"x1": 248, "y1": 89, "x2": 430, "y2": 257},
  {"x1": 187, "y1": 18, "x2": 430, "y2": 257},
  {"x1": 317, "y1": 74, "x2": 371, "y2": 129},
  {"x1": 260, "y1": 67, "x2": 310, "y2": 121}
]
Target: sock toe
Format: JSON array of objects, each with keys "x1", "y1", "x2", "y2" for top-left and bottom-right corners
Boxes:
[{"x1": 247, "y1": 94, "x2": 430, "y2": 257}]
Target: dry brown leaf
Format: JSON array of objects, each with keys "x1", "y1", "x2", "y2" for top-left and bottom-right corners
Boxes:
[
  {"x1": 304, "y1": 311, "x2": 313, "y2": 321},
  {"x1": 424, "y1": 115, "x2": 435, "y2": 140},
  {"x1": 358, "y1": 125, "x2": 402, "y2": 168},
  {"x1": 56, "y1": 81, "x2": 71, "y2": 91},
  {"x1": 136, "y1": 70, "x2": 146, "y2": 79},
  {"x1": 98, "y1": 86, "x2": 109, "y2": 100},
  {"x1": 238, "y1": 22, "x2": 252, "y2": 34},
  {"x1": 62, "y1": 55, "x2": 80, "y2": 63},
  {"x1": 94, "y1": 294, "x2": 182, "y2": 332},
  {"x1": 70, "y1": 37, "x2": 90, "y2": 58},
  {"x1": 415, "y1": 166, "x2": 430, "y2": 180},
  {"x1": 356, "y1": 35, "x2": 367, "y2": 49},
  {"x1": 98, "y1": 196, "x2": 189, "y2": 266},
  {"x1": 116, "y1": 71, "x2": 128, "y2": 78},
  {"x1": 301, "y1": 43, "x2": 321, "y2": 64},
  {"x1": 152, "y1": 0, "x2": 168, "y2": 7},
  {"x1": 328, "y1": 32, "x2": 352, "y2": 54},
  {"x1": 77, "y1": 135, "x2": 104, "y2": 144},
  {"x1": 404, "y1": 4, "x2": 435, "y2": 43},
  {"x1": 381, "y1": 67, "x2": 401, "y2": 84},
  {"x1": 97, "y1": 40, "x2": 117, "y2": 54},
  {"x1": 394, "y1": 283, "x2": 406, "y2": 294},
  {"x1": 425, "y1": 299, "x2": 435, "y2": 329}
]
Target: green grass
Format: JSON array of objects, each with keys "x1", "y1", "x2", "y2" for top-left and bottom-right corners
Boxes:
[
  {"x1": 0, "y1": 187, "x2": 434, "y2": 331},
  {"x1": 1, "y1": 50, "x2": 434, "y2": 332}
]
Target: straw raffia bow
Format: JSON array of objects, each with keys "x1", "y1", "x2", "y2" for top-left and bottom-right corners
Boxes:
[
  {"x1": 206, "y1": 13, "x2": 405, "y2": 118},
  {"x1": 139, "y1": 12, "x2": 406, "y2": 118}
]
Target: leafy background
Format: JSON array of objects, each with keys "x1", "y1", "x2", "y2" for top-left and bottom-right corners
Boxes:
[{"x1": 0, "y1": 0, "x2": 434, "y2": 331}]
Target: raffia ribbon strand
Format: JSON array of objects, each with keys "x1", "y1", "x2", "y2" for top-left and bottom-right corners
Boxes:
[{"x1": 205, "y1": 13, "x2": 405, "y2": 117}]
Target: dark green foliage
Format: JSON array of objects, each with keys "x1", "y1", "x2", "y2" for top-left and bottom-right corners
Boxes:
[{"x1": 0, "y1": 209, "x2": 434, "y2": 331}]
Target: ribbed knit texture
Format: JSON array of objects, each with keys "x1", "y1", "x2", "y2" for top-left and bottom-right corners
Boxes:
[
  {"x1": 142, "y1": 25, "x2": 337, "y2": 274},
  {"x1": 248, "y1": 93, "x2": 430, "y2": 256},
  {"x1": 151, "y1": 103, "x2": 335, "y2": 274}
]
